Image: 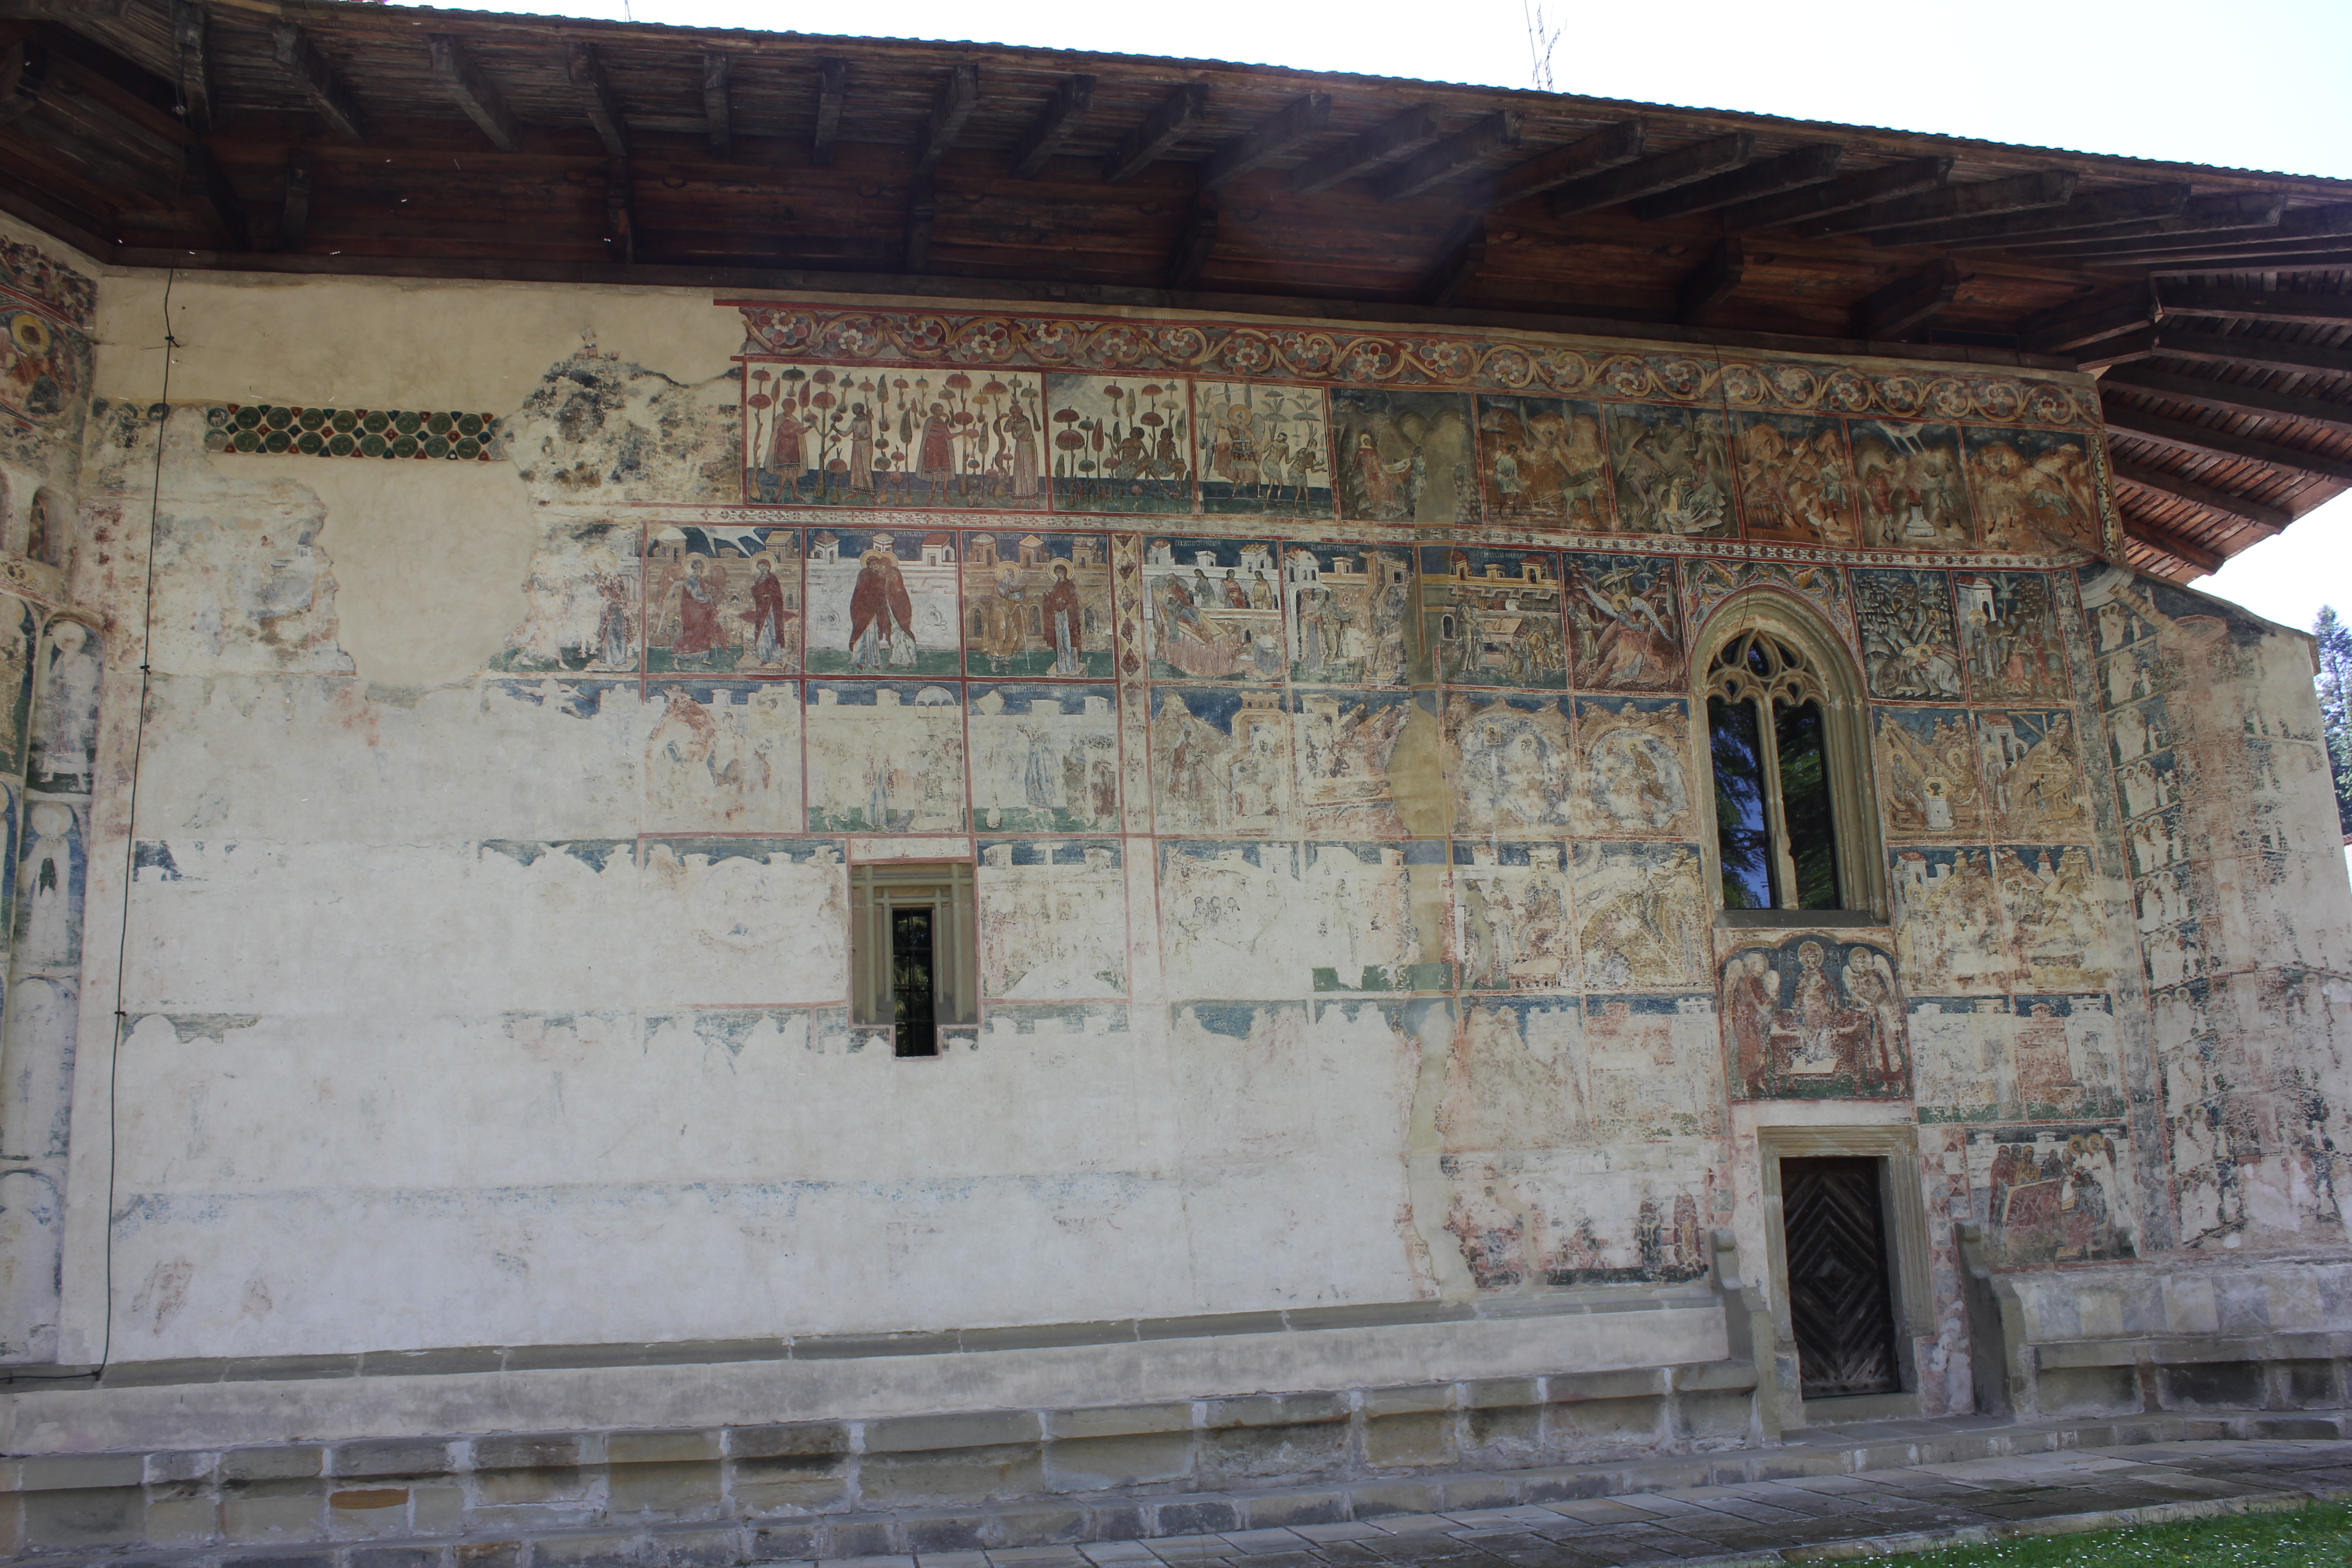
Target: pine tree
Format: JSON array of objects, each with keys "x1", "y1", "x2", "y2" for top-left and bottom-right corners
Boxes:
[{"x1": 2317, "y1": 605, "x2": 2352, "y2": 838}]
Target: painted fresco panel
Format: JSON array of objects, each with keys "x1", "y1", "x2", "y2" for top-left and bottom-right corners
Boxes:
[
  {"x1": 1332, "y1": 389, "x2": 1476, "y2": 525},
  {"x1": 1281, "y1": 541, "x2": 1414, "y2": 687},
  {"x1": 1682, "y1": 559, "x2": 1851, "y2": 648},
  {"x1": 1475, "y1": 394, "x2": 1612, "y2": 527},
  {"x1": 1875, "y1": 708, "x2": 1985, "y2": 843},
  {"x1": 1851, "y1": 420, "x2": 1971, "y2": 548},
  {"x1": 1157, "y1": 841, "x2": 1302, "y2": 1000},
  {"x1": 977, "y1": 839, "x2": 1127, "y2": 1000},
  {"x1": 0, "y1": 597, "x2": 39, "y2": 781},
  {"x1": 1418, "y1": 546, "x2": 1565, "y2": 689},
  {"x1": 1570, "y1": 698, "x2": 1694, "y2": 840},
  {"x1": 802, "y1": 528, "x2": 961, "y2": 677},
  {"x1": 1995, "y1": 844, "x2": 2109, "y2": 991},
  {"x1": 745, "y1": 365, "x2": 1047, "y2": 509},
  {"x1": 1966, "y1": 428, "x2": 2101, "y2": 554},
  {"x1": 1854, "y1": 568, "x2": 1963, "y2": 701},
  {"x1": 803, "y1": 682, "x2": 965, "y2": 833},
  {"x1": 1966, "y1": 1121, "x2": 2137, "y2": 1264},
  {"x1": 25, "y1": 617, "x2": 95, "y2": 796},
  {"x1": 1570, "y1": 841, "x2": 1708, "y2": 991},
  {"x1": 1149, "y1": 686, "x2": 1292, "y2": 837},
  {"x1": 1142, "y1": 536, "x2": 1284, "y2": 682},
  {"x1": 1046, "y1": 374, "x2": 1193, "y2": 513},
  {"x1": 1564, "y1": 553, "x2": 1685, "y2": 692},
  {"x1": 15, "y1": 799, "x2": 83, "y2": 973},
  {"x1": 1453, "y1": 842, "x2": 1574, "y2": 993},
  {"x1": 1606, "y1": 403, "x2": 1732, "y2": 539},
  {"x1": 968, "y1": 684, "x2": 1119, "y2": 833},
  {"x1": 1300, "y1": 840, "x2": 1452, "y2": 995},
  {"x1": 1195, "y1": 381, "x2": 1332, "y2": 515},
  {"x1": 645, "y1": 681, "x2": 803, "y2": 834},
  {"x1": 1955, "y1": 571, "x2": 2069, "y2": 704},
  {"x1": 1980, "y1": 710, "x2": 2092, "y2": 843},
  {"x1": 1911, "y1": 994, "x2": 2123, "y2": 1123},
  {"x1": 1444, "y1": 693, "x2": 1572, "y2": 835},
  {"x1": 493, "y1": 521, "x2": 645, "y2": 674},
  {"x1": 1295, "y1": 688, "x2": 1421, "y2": 839},
  {"x1": 960, "y1": 530, "x2": 1113, "y2": 679},
  {"x1": 1731, "y1": 411, "x2": 1858, "y2": 546},
  {"x1": 1718, "y1": 934, "x2": 1907, "y2": 1101},
  {"x1": 1891, "y1": 846, "x2": 2019, "y2": 993}
]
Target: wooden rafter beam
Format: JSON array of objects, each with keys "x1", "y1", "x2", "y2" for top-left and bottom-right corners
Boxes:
[
  {"x1": 1796, "y1": 170, "x2": 2075, "y2": 238},
  {"x1": 1632, "y1": 142, "x2": 1841, "y2": 221},
  {"x1": 702, "y1": 53, "x2": 730, "y2": 161},
  {"x1": 1548, "y1": 131, "x2": 1753, "y2": 219},
  {"x1": 0, "y1": 43, "x2": 185, "y2": 203},
  {"x1": 1856, "y1": 258, "x2": 1959, "y2": 340},
  {"x1": 2019, "y1": 198, "x2": 2352, "y2": 261},
  {"x1": 0, "y1": 40, "x2": 41, "y2": 129},
  {"x1": 2022, "y1": 284, "x2": 2156, "y2": 353},
  {"x1": 1201, "y1": 92, "x2": 1328, "y2": 191},
  {"x1": 604, "y1": 156, "x2": 632, "y2": 264},
  {"x1": 911, "y1": 61, "x2": 977, "y2": 179},
  {"x1": 1675, "y1": 237, "x2": 1744, "y2": 324},
  {"x1": 1486, "y1": 119, "x2": 1643, "y2": 206},
  {"x1": 568, "y1": 41, "x2": 627, "y2": 159},
  {"x1": 2159, "y1": 286, "x2": 2352, "y2": 328},
  {"x1": 2104, "y1": 402, "x2": 2352, "y2": 485},
  {"x1": 189, "y1": 142, "x2": 247, "y2": 251},
  {"x1": 1102, "y1": 83, "x2": 1205, "y2": 184},
  {"x1": 1377, "y1": 108, "x2": 1522, "y2": 201},
  {"x1": 1425, "y1": 215, "x2": 1485, "y2": 307},
  {"x1": 271, "y1": 22, "x2": 366, "y2": 144},
  {"x1": 0, "y1": 0, "x2": 132, "y2": 17},
  {"x1": 278, "y1": 145, "x2": 309, "y2": 250},
  {"x1": 904, "y1": 173, "x2": 934, "y2": 273},
  {"x1": 1290, "y1": 103, "x2": 1437, "y2": 195},
  {"x1": 2078, "y1": 325, "x2": 2352, "y2": 381},
  {"x1": 169, "y1": 0, "x2": 211, "y2": 135},
  {"x1": 1720, "y1": 154, "x2": 1950, "y2": 233},
  {"x1": 1165, "y1": 196, "x2": 1217, "y2": 290},
  {"x1": 1008, "y1": 74, "x2": 1092, "y2": 178},
  {"x1": 2108, "y1": 455, "x2": 2290, "y2": 533},
  {"x1": 2102, "y1": 366, "x2": 2352, "y2": 437},
  {"x1": 811, "y1": 57, "x2": 845, "y2": 169},
  {"x1": 2121, "y1": 512, "x2": 2224, "y2": 576},
  {"x1": 1870, "y1": 181, "x2": 2187, "y2": 250},
  {"x1": 429, "y1": 34, "x2": 519, "y2": 154},
  {"x1": 1986, "y1": 192, "x2": 2284, "y2": 257}
]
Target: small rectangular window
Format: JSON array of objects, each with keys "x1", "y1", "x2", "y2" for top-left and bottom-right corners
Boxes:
[{"x1": 850, "y1": 862, "x2": 977, "y2": 1058}]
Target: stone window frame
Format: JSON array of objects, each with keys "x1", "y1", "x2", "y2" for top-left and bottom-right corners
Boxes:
[
  {"x1": 848, "y1": 861, "x2": 979, "y2": 1056},
  {"x1": 1690, "y1": 592, "x2": 1886, "y2": 924},
  {"x1": 1754, "y1": 1122, "x2": 1934, "y2": 1413}
]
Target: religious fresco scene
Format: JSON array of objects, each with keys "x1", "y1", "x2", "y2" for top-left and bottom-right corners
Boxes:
[
  {"x1": 1046, "y1": 374, "x2": 1195, "y2": 513},
  {"x1": 1331, "y1": 388, "x2": 1478, "y2": 525},
  {"x1": 803, "y1": 527, "x2": 962, "y2": 676},
  {"x1": 961, "y1": 530, "x2": 1113, "y2": 679},
  {"x1": 1475, "y1": 394, "x2": 1612, "y2": 527},
  {"x1": 744, "y1": 365, "x2": 1048, "y2": 508},
  {"x1": 1730, "y1": 412, "x2": 1859, "y2": 547},
  {"x1": 1282, "y1": 541, "x2": 1415, "y2": 686},
  {"x1": 1419, "y1": 546, "x2": 1567, "y2": 688},
  {"x1": 1605, "y1": 402, "x2": 1733, "y2": 538},
  {"x1": 642, "y1": 524, "x2": 801, "y2": 675},
  {"x1": 1196, "y1": 381, "x2": 1333, "y2": 514},
  {"x1": 1719, "y1": 935, "x2": 1910, "y2": 1101},
  {"x1": 1851, "y1": 421, "x2": 1973, "y2": 549}
]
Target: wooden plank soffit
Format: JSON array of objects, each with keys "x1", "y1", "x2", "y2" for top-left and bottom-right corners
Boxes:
[
  {"x1": 0, "y1": 41, "x2": 42, "y2": 129},
  {"x1": 1008, "y1": 74, "x2": 1092, "y2": 178},
  {"x1": 1632, "y1": 141, "x2": 1841, "y2": 221},
  {"x1": 1870, "y1": 181, "x2": 2188, "y2": 249},
  {"x1": 2104, "y1": 401, "x2": 2352, "y2": 485},
  {"x1": 2101, "y1": 366, "x2": 2352, "y2": 437},
  {"x1": 904, "y1": 173, "x2": 935, "y2": 273},
  {"x1": 278, "y1": 145, "x2": 310, "y2": 250},
  {"x1": 1165, "y1": 196, "x2": 1217, "y2": 289},
  {"x1": 2079, "y1": 325, "x2": 2352, "y2": 380},
  {"x1": 429, "y1": 34, "x2": 520, "y2": 154},
  {"x1": 1425, "y1": 215, "x2": 1485, "y2": 307},
  {"x1": 2021, "y1": 284, "x2": 2158, "y2": 353},
  {"x1": 1548, "y1": 130, "x2": 1753, "y2": 219},
  {"x1": 1676, "y1": 236, "x2": 1744, "y2": 324},
  {"x1": 1984, "y1": 191, "x2": 2285, "y2": 256},
  {"x1": 605, "y1": 156, "x2": 633, "y2": 263},
  {"x1": 189, "y1": 140, "x2": 247, "y2": 251},
  {"x1": 1377, "y1": 108, "x2": 1522, "y2": 201},
  {"x1": 1201, "y1": 92, "x2": 1329, "y2": 191},
  {"x1": 1289, "y1": 103, "x2": 1437, "y2": 195},
  {"x1": 911, "y1": 61, "x2": 978, "y2": 178},
  {"x1": 1103, "y1": 83, "x2": 1206, "y2": 184},
  {"x1": 568, "y1": 41, "x2": 628, "y2": 159},
  {"x1": 2159, "y1": 285, "x2": 2352, "y2": 328},
  {"x1": 2108, "y1": 455, "x2": 2290, "y2": 532},
  {"x1": 2122, "y1": 512, "x2": 2224, "y2": 575},
  {"x1": 272, "y1": 21, "x2": 366, "y2": 143},
  {"x1": 0, "y1": 0, "x2": 133, "y2": 15},
  {"x1": 1856, "y1": 259, "x2": 1959, "y2": 340},
  {"x1": 812, "y1": 57, "x2": 845, "y2": 168}
]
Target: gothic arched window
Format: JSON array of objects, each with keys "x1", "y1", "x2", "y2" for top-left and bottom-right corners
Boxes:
[{"x1": 1699, "y1": 608, "x2": 1882, "y2": 917}]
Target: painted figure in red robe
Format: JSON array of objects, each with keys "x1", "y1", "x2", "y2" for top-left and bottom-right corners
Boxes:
[
  {"x1": 1041, "y1": 561, "x2": 1084, "y2": 675},
  {"x1": 849, "y1": 545, "x2": 915, "y2": 668},
  {"x1": 917, "y1": 403, "x2": 956, "y2": 490},
  {"x1": 672, "y1": 557, "x2": 728, "y2": 659},
  {"x1": 743, "y1": 556, "x2": 796, "y2": 667}
]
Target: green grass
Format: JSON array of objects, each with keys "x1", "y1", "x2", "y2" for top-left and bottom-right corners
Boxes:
[{"x1": 1844, "y1": 1500, "x2": 2352, "y2": 1566}]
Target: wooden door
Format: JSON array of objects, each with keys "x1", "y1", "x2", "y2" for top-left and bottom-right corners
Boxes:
[{"x1": 1781, "y1": 1156, "x2": 1901, "y2": 1398}]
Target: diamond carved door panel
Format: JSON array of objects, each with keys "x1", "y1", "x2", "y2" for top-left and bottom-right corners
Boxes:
[{"x1": 1782, "y1": 1156, "x2": 1901, "y2": 1399}]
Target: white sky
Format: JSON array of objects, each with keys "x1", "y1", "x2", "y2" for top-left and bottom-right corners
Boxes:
[{"x1": 422, "y1": 0, "x2": 2352, "y2": 852}]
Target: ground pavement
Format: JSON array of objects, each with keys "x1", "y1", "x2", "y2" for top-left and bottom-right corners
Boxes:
[{"x1": 798, "y1": 1433, "x2": 2352, "y2": 1568}]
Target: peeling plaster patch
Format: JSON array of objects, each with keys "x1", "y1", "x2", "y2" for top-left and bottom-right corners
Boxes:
[
  {"x1": 147, "y1": 440, "x2": 353, "y2": 676},
  {"x1": 300, "y1": 461, "x2": 535, "y2": 689},
  {"x1": 152, "y1": 1014, "x2": 262, "y2": 1044},
  {"x1": 510, "y1": 353, "x2": 740, "y2": 505}
]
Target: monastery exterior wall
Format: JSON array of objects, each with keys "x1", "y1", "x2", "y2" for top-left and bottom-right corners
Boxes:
[{"x1": 0, "y1": 212, "x2": 2347, "y2": 1453}]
